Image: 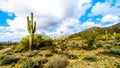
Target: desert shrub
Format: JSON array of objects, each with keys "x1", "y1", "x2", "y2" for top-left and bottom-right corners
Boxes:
[
  {"x1": 38, "y1": 58, "x2": 48, "y2": 64},
  {"x1": 0, "y1": 56, "x2": 18, "y2": 66},
  {"x1": 19, "y1": 34, "x2": 54, "y2": 50},
  {"x1": 45, "y1": 53, "x2": 53, "y2": 57},
  {"x1": 103, "y1": 44, "x2": 112, "y2": 49},
  {"x1": 114, "y1": 61, "x2": 120, "y2": 68},
  {"x1": 0, "y1": 43, "x2": 2, "y2": 50},
  {"x1": 20, "y1": 58, "x2": 38, "y2": 68},
  {"x1": 25, "y1": 50, "x2": 38, "y2": 57},
  {"x1": 108, "y1": 40, "x2": 117, "y2": 45},
  {"x1": 64, "y1": 52, "x2": 78, "y2": 59},
  {"x1": 19, "y1": 36, "x2": 29, "y2": 49},
  {"x1": 0, "y1": 43, "x2": 5, "y2": 50},
  {"x1": 110, "y1": 48, "x2": 120, "y2": 55},
  {"x1": 70, "y1": 43, "x2": 81, "y2": 49},
  {"x1": 80, "y1": 44, "x2": 97, "y2": 50},
  {"x1": 46, "y1": 56, "x2": 68, "y2": 68},
  {"x1": 83, "y1": 55, "x2": 97, "y2": 62},
  {"x1": 92, "y1": 44, "x2": 97, "y2": 49},
  {"x1": 52, "y1": 48, "x2": 63, "y2": 54},
  {"x1": 34, "y1": 57, "x2": 48, "y2": 68},
  {"x1": 82, "y1": 31, "x2": 98, "y2": 48},
  {"x1": 116, "y1": 42, "x2": 120, "y2": 46},
  {"x1": 80, "y1": 44, "x2": 88, "y2": 50},
  {"x1": 95, "y1": 40, "x2": 105, "y2": 47},
  {"x1": 13, "y1": 44, "x2": 26, "y2": 53},
  {"x1": 114, "y1": 34, "x2": 120, "y2": 41},
  {"x1": 99, "y1": 35, "x2": 106, "y2": 41}
]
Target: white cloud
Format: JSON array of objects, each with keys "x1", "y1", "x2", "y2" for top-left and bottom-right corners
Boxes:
[
  {"x1": 81, "y1": 21, "x2": 101, "y2": 30},
  {"x1": 0, "y1": 0, "x2": 92, "y2": 41},
  {"x1": 101, "y1": 14, "x2": 120, "y2": 22},
  {"x1": 90, "y1": 1, "x2": 120, "y2": 27},
  {"x1": 41, "y1": 18, "x2": 81, "y2": 38},
  {"x1": 91, "y1": 2, "x2": 120, "y2": 16}
]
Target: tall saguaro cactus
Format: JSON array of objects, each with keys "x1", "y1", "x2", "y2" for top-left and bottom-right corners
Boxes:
[{"x1": 27, "y1": 12, "x2": 36, "y2": 51}]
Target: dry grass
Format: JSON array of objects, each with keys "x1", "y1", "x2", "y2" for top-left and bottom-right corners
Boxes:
[{"x1": 0, "y1": 43, "x2": 120, "y2": 68}]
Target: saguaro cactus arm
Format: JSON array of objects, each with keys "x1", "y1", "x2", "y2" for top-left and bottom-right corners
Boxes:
[{"x1": 33, "y1": 21, "x2": 36, "y2": 33}]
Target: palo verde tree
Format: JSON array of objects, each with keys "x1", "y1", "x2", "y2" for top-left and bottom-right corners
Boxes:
[
  {"x1": 82, "y1": 31, "x2": 98, "y2": 48},
  {"x1": 27, "y1": 12, "x2": 36, "y2": 51}
]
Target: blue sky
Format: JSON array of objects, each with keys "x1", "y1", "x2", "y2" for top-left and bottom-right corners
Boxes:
[{"x1": 0, "y1": 0, "x2": 120, "y2": 42}]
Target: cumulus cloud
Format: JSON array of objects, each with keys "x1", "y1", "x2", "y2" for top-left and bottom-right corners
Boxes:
[
  {"x1": 101, "y1": 14, "x2": 120, "y2": 22},
  {"x1": 90, "y1": 1, "x2": 120, "y2": 27},
  {"x1": 81, "y1": 21, "x2": 101, "y2": 30},
  {"x1": 0, "y1": 0, "x2": 92, "y2": 41},
  {"x1": 91, "y1": 2, "x2": 120, "y2": 16}
]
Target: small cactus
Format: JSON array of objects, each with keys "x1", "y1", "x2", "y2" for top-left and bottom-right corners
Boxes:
[
  {"x1": 105, "y1": 30, "x2": 108, "y2": 40},
  {"x1": 113, "y1": 32, "x2": 116, "y2": 36},
  {"x1": 27, "y1": 12, "x2": 36, "y2": 51}
]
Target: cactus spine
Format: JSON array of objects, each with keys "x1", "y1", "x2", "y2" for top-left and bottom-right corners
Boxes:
[{"x1": 27, "y1": 12, "x2": 36, "y2": 51}]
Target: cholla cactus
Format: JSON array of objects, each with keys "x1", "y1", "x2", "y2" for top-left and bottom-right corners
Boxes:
[
  {"x1": 113, "y1": 32, "x2": 116, "y2": 36},
  {"x1": 105, "y1": 30, "x2": 108, "y2": 40},
  {"x1": 27, "y1": 12, "x2": 36, "y2": 51}
]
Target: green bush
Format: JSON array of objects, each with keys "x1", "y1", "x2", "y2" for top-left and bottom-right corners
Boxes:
[
  {"x1": 13, "y1": 45, "x2": 26, "y2": 53},
  {"x1": 20, "y1": 58, "x2": 38, "y2": 68},
  {"x1": 103, "y1": 44, "x2": 112, "y2": 49},
  {"x1": 0, "y1": 43, "x2": 4, "y2": 50},
  {"x1": 19, "y1": 34, "x2": 54, "y2": 50},
  {"x1": 82, "y1": 31, "x2": 98, "y2": 48},
  {"x1": 114, "y1": 61, "x2": 120, "y2": 68},
  {"x1": 34, "y1": 57, "x2": 48, "y2": 68},
  {"x1": 38, "y1": 58, "x2": 48, "y2": 64},
  {"x1": 0, "y1": 57, "x2": 18, "y2": 66},
  {"x1": 117, "y1": 42, "x2": 120, "y2": 46},
  {"x1": 115, "y1": 34, "x2": 120, "y2": 41},
  {"x1": 110, "y1": 48, "x2": 120, "y2": 55},
  {"x1": 45, "y1": 53, "x2": 53, "y2": 57}
]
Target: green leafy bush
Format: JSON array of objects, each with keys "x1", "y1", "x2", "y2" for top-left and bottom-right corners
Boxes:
[
  {"x1": 115, "y1": 34, "x2": 120, "y2": 41},
  {"x1": 103, "y1": 44, "x2": 112, "y2": 49},
  {"x1": 20, "y1": 58, "x2": 37, "y2": 68},
  {"x1": 117, "y1": 42, "x2": 120, "y2": 46},
  {"x1": 0, "y1": 57, "x2": 18, "y2": 66},
  {"x1": 19, "y1": 36, "x2": 29, "y2": 50},
  {"x1": 110, "y1": 48, "x2": 120, "y2": 55},
  {"x1": 45, "y1": 53, "x2": 53, "y2": 57},
  {"x1": 18, "y1": 34, "x2": 54, "y2": 51},
  {"x1": 114, "y1": 61, "x2": 120, "y2": 68},
  {"x1": 82, "y1": 31, "x2": 98, "y2": 48},
  {"x1": 34, "y1": 57, "x2": 48, "y2": 68},
  {"x1": 13, "y1": 45, "x2": 26, "y2": 53},
  {"x1": 38, "y1": 58, "x2": 48, "y2": 64}
]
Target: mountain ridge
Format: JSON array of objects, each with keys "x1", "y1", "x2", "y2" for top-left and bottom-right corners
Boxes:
[{"x1": 68, "y1": 22, "x2": 120, "y2": 38}]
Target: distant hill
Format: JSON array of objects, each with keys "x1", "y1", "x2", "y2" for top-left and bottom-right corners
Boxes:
[{"x1": 68, "y1": 22, "x2": 120, "y2": 38}]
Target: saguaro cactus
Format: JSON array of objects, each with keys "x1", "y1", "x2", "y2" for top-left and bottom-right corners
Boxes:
[{"x1": 27, "y1": 12, "x2": 36, "y2": 51}]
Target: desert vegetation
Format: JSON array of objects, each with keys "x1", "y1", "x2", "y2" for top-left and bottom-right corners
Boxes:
[{"x1": 0, "y1": 13, "x2": 120, "y2": 68}]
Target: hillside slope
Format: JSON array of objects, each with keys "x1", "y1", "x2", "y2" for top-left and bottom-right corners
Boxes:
[{"x1": 69, "y1": 22, "x2": 120, "y2": 38}]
